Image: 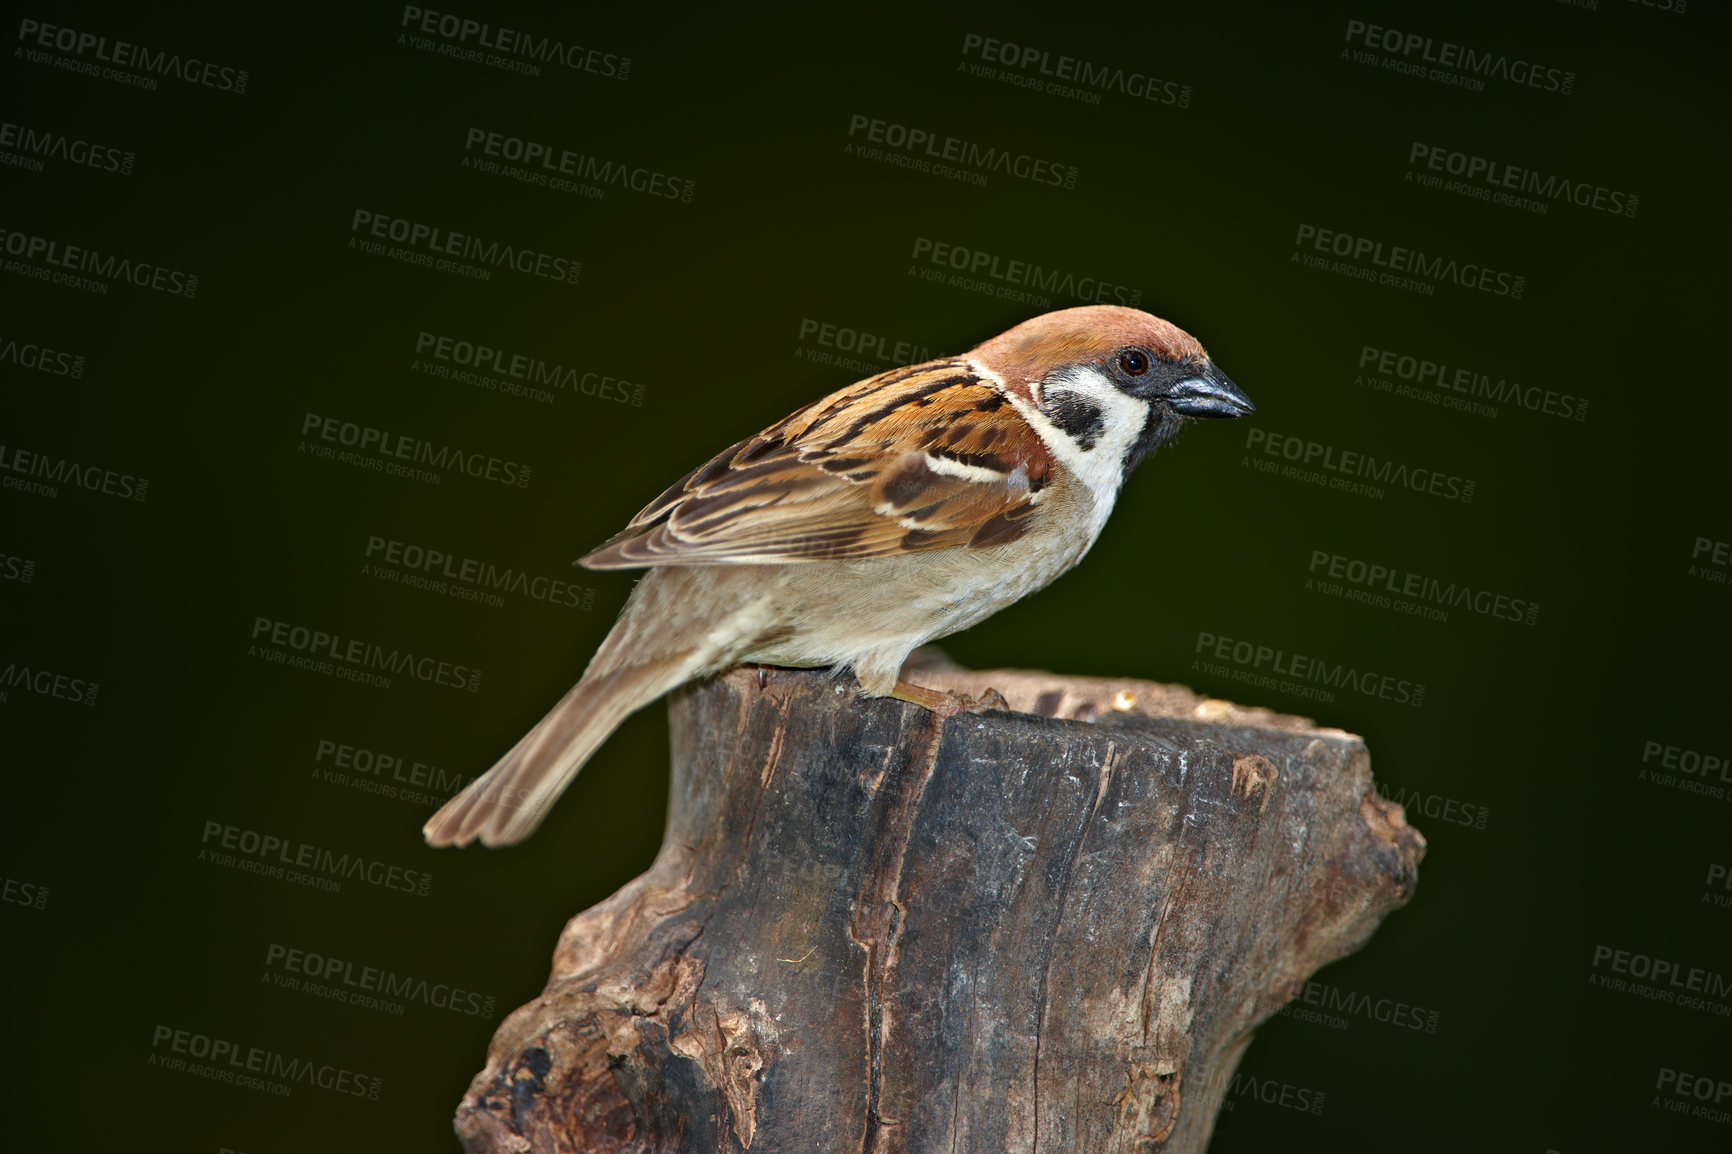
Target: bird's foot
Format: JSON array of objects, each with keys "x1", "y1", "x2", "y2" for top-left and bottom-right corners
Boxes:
[{"x1": 890, "y1": 679, "x2": 1009, "y2": 717}]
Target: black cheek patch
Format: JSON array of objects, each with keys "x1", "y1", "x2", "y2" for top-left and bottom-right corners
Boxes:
[{"x1": 1042, "y1": 392, "x2": 1105, "y2": 451}]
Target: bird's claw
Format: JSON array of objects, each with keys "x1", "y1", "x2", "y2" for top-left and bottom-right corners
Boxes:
[
  {"x1": 969, "y1": 686, "x2": 1011, "y2": 712},
  {"x1": 890, "y1": 679, "x2": 1009, "y2": 717}
]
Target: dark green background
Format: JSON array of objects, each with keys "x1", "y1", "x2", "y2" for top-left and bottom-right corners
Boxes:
[{"x1": 3, "y1": 2, "x2": 1728, "y2": 1150}]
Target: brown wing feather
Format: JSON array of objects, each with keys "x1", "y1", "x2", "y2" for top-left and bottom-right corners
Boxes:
[{"x1": 580, "y1": 360, "x2": 1054, "y2": 569}]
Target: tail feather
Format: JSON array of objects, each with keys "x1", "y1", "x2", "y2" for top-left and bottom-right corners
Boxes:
[{"x1": 424, "y1": 658, "x2": 694, "y2": 848}]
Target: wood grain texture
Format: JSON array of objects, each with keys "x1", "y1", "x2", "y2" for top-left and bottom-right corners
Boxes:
[{"x1": 451, "y1": 664, "x2": 1424, "y2": 1153}]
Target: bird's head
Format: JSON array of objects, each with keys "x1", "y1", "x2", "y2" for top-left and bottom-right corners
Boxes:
[{"x1": 969, "y1": 305, "x2": 1253, "y2": 479}]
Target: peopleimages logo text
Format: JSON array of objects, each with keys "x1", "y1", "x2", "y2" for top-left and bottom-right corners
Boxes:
[
  {"x1": 1294, "y1": 224, "x2": 1523, "y2": 298},
  {"x1": 398, "y1": 6, "x2": 629, "y2": 78},
  {"x1": 1343, "y1": 19, "x2": 1574, "y2": 95},
  {"x1": 350, "y1": 210, "x2": 579, "y2": 284},
  {"x1": 250, "y1": 616, "x2": 482, "y2": 692},
  {"x1": 149, "y1": 1024, "x2": 381, "y2": 1099},
  {"x1": 960, "y1": 33, "x2": 1191, "y2": 107},
  {"x1": 0, "y1": 227, "x2": 197, "y2": 296},
  {"x1": 910, "y1": 237, "x2": 1141, "y2": 306},
  {"x1": 201, "y1": 819, "x2": 432, "y2": 897},
  {"x1": 16, "y1": 18, "x2": 250, "y2": 93},
  {"x1": 847, "y1": 114, "x2": 1078, "y2": 189}
]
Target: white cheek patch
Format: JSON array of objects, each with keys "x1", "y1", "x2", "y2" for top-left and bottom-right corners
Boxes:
[
  {"x1": 1017, "y1": 365, "x2": 1147, "y2": 500},
  {"x1": 964, "y1": 358, "x2": 1145, "y2": 538}
]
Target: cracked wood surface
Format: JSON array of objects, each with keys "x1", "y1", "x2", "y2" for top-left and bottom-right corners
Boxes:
[{"x1": 450, "y1": 664, "x2": 1425, "y2": 1153}]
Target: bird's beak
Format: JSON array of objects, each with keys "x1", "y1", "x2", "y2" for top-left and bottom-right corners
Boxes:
[{"x1": 1165, "y1": 363, "x2": 1255, "y2": 419}]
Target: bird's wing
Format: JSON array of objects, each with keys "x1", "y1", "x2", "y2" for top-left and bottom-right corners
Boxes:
[{"x1": 580, "y1": 359, "x2": 1057, "y2": 569}]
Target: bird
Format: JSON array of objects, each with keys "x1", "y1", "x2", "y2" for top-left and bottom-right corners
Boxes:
[{"x1": 424, "y1": 304, "x2": 1253, "y2": 848}]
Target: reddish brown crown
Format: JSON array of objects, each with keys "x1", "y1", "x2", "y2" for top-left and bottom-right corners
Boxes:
[{"x1": 968, "y1": 306, "x2": 1205, "y2": 401}]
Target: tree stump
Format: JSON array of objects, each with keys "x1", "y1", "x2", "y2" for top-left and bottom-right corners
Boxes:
[{"x1": 450, "y1": 662, "x2": 1425, "y2": 1153}]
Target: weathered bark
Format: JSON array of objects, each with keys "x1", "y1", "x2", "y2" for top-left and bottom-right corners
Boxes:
[{"x1": 451, "y1": 662, "x2": 1424, "y2": 1153}]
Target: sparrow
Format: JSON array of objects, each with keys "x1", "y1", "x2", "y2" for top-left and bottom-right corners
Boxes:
[{"x1": 424, "y1": 304, "x2": 1253, "y2": 848}]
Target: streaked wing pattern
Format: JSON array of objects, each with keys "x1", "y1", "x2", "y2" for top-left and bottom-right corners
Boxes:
[{"x1": 580, "y1": 360, "x2": 1055, "y2": 569}]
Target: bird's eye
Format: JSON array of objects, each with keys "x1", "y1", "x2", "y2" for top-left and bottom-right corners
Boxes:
[{"x1": 1118, "y1": 349, "x2": 1150, "y2": 376}]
